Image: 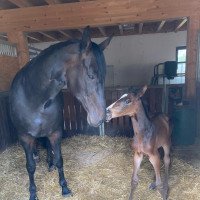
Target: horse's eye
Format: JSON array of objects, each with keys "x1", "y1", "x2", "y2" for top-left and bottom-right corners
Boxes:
[
  {"x1": 125, "y1": 99, "x2": 131, "y2": 104},
  {"x1": 88, "y1": 74, "x2": 95, "y2": 79}
]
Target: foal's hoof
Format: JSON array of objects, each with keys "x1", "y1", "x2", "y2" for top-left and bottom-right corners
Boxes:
[
  {"x1": 149, "y1": 182, "x2": 157, "y2": 190},
  {"x1": 29, "y1": 194, "x2": 39, "y2": 200},
  {"x1": 62, "y1": 186, "x2": 72, "y2": 197}
]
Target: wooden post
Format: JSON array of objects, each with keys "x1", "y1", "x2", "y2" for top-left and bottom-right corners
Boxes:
[
  {"x1": 7, "y1": 31, "x2": 29, "y2": 68},
  {"x1": 186, "y1": 15, "x2": 200, "y2": 101}
]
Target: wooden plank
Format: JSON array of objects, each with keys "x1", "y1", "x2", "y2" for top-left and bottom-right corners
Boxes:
[
  {"x1": 156, "y1": 20, "x2": 165, "y2": 32},
  {"x1": 175, "y1": 18, "x2": 187, "y2": 32},
  {"x1": 44, "y1": 0, "x2": 62, "y2": 4},
  {"x1": 138, "y1": 23, "x2": 143, "y2": 34},
  {"x1": 38, "y1": 31, "x2": 57, "y2": 41},
  {"x1": 58, "y1": 30, "x2": 71, "y2": 38},
  {"x1": 0, "y1": 0, "x2": 199, "y2": 32},
  {"x1": 7, "y1": 31, "x2": 29, "y2": 68},
  {"x1": 118, "y1": 25, "x2": 123, "y2": 35},
  {"x1": 7, "y1": 0, "x2": 32, "y2": 7},
  {"x1": 98, "y1": 27, "x2": 106, "y2": 37},
  {"x1": 185, "y1": 15, "x2": 200, "y2": 100}
]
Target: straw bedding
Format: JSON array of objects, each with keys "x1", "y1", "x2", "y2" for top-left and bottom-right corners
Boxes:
[{"x1": 0, "y1": 135, "x2": 200, "y2": 200}]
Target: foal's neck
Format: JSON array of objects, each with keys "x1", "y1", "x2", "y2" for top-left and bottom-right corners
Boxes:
[{"x1": 131, "y1": 101, "x2": 152, "y2": 137}]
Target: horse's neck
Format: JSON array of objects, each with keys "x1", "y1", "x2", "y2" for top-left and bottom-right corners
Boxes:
[
  {"x1": 131, "y1": 101, "x2": 152, "y2": 138},
  {"x1": 25, "y1": 49, "x2": 74, "y2": 102}
]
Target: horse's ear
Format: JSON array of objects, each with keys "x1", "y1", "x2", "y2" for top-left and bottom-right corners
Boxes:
[
  {"x1": 99, "y1": 34, "x2": 113, "y2": 51},
  {"x1": 81, "y1": 26, "x2": 91, "y2": 53},
  {"x1": 136, "y1": 85, "x2": 148, "y2": 98}
]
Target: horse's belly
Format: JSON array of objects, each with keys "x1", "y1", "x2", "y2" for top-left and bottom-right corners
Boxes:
[{"x1": 11, "y1": 103, "x2": 62, "y2": 137}]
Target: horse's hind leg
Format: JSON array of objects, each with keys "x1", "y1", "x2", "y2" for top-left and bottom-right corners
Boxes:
[
  {"x1": 48, "y1": 130, "x2": 72, "y2": 197},
  {"x1": 149, "y1": 152, "x2": 166, "y2": 199},
  {"x1": 19, "y1": 134, "x2": 38, "y2": 200},
  {"x1": 33, "y1": 141, "x2": 40, "y2": 163},
  {"x1": 162, "y1": 144, "x2": 171, "y2": 199},
  {"x1": 46, "y1": 138, "x2": 56, "y2": 172},
  {"x1": 129, "y1": 152, "x2": 143, "y2": 200}
]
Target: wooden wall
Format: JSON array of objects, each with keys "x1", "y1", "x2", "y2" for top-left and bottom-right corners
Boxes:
[{"x1": 0, "y1": 56, "x2": 19, "y2": 91}]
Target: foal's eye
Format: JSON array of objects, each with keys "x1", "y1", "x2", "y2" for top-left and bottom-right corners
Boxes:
[{"x1": 125, "y1": 99, "x2": 131, "y2": 104}]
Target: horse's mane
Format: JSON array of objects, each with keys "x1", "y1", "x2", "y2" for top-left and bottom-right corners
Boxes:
[
  {"x1": 28, "y1": 39, "x2": 80, "y2": 66},
  {"x1": 91, "y1": 42, "x2": 106, "y2": 84}
]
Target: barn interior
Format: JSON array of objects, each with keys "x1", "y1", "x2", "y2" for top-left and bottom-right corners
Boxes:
[{"x1": 0, "y1": 0, "x2": 200, "y2": 200}]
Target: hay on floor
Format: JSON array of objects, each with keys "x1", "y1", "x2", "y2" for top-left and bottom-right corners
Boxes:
[{"x1": 0, "y1": 135, "x2": 200, "y2": 200}]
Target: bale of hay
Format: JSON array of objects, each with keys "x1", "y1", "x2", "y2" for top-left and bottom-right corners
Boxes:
[{"x1": 0, "y1": 135, "x2": 200, "y2": 200}]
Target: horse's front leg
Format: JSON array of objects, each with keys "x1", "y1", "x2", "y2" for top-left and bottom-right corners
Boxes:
[
  {"x1": 48, "y1": 130, "x2": 72, "y2": 197},
  {"x1": 20, "y1": 134, "x2": 38, "y2": 200}
]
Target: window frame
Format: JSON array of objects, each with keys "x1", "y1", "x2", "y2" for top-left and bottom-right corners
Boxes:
[{"x1": 176, "y1": 46, "x2": 186, "y2": 64}]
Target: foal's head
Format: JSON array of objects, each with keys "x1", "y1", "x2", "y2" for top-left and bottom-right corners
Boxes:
[
  {"x1": 106, "y1": 86, "x2": 147, "y2": 121},
  {"x1": 68, "y1": 26, "x2": 112, "y2": 127}
]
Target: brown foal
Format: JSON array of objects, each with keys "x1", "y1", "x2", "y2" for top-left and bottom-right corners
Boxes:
[{"x1": 106, "y1": 85, "x2": 171, "y2": 200}]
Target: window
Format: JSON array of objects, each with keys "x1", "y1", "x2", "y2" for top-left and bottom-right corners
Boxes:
[{"x1": 175, "y1": 46, "x2": 186, "y2": 83}]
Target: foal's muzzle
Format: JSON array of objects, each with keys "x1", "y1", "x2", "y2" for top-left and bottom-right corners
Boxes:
[{"x1": 105, "y1": 109, "x2": 112, "y2": 122}]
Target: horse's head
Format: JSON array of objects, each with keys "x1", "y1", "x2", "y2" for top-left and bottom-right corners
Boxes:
[
  {"x1": 68, "y1": 26, "x2": 112, "y2": 127},
  {"x1": 106, "y1": 86, "x2": 148, "y2": 121}
]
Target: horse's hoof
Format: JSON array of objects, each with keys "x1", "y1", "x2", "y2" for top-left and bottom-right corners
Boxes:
[
  {"x1": 149, "y1": 182, "x2": 157, "y2": 190},
  {"x1": 62, "y1": 186, "x2": 72, "y2": 197},
  {"x1": 48, "y1": 164, "x2": 56, "y2": 172},
  {"x1": 29, "y1": 194, "x2": 38, "y2": 200}
]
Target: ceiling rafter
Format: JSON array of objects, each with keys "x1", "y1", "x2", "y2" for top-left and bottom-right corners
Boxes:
[
  {"x1": 175, "y1": 18, "x2": 187, "y2": 32},
  {"x1": 7, "y1": 0, "x2": 32, "y2": 7},
  {"x1": 27, "y1": 35, "x2": 41, "y2": 42},
  {"x1": 38, "y1": 31, "x2": 57, "y2": 41},
  {"x1": 58, "y1": 30, "x2": 72, "y2": 38},
  {"x1": 44, "y1": 0, "x2": 62, "y2": 4},
  {"x1": 156, "y1": 20, "x2": 166, "y2": 32},
  {"x1": 118, "y1": 25, "x2": 123, "y2": 35},
  {"x1": 139, "y1": 23, "x2": 143, "y2": 34},
  {"x1": 98, "y1": 27, "x2": 106, "y2": 37}
]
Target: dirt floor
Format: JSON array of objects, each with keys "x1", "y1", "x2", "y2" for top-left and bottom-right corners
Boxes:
[{"x1": 0, "y1": 135, "x2": 200, "y2": 200}]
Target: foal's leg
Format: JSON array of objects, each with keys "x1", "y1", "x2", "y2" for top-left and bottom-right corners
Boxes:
[
  {"x1": 48, "y1": 130, "x2": 72, "y2": 197},
  {"x1": 129, "y1": 152, "x2": 143, "y2": 200},
  {"x1": 20, "y1": 134, "x2": 38, "y2": 200},
  {"x1": 162, "y1": 145, "x2": 171, "y2": 199},
  {"x1": 149, "y1": 152, "x2": 164, "y2": 198}
]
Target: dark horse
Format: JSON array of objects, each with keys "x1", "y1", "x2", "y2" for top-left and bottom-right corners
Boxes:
[{"x1": 9, "y1": 26, "x2": 112, "y2": 200}]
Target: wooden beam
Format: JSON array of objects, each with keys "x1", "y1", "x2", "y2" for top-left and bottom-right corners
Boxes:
[
  {"x1": 27, "y1": 35, "x2": 41, "y2": 42},
  {"x1": 7, "y1": 31, "x2": 29, "y2": 67},
  {"x1": 156, "y1": 20, "x2": 165, "y2": 32},
  {"x1": 58, "y1": 30, "x2": 71, "y2": 38},
  {"x1": 118, "y1": 25, "x2": 123, "y2": 35},
  {"x1": 77, "y1": 29, "x2": 83, "y2": 34},
  {"x1": 98, "y1": 27, "x2": 106, "y2": 37},
  {"x1": 44, "y1": 0, "x2": 62, "y2": 4},
  {"x1": 0, "y1": 0, "x2": 199, "y2": 32},
  {"x1": 138, "y1": 23, "x2": 143, "y2": 34},
  {"x1": 7, "y1": 0, "x2": 32, "y2": 7},
  {"x1": 38, "y1": 31, "x2": 57, "y2": 41},
  {"x1": 185, "y1": 15, "x2": 200, "y2": 100},
  {"x1": 175, "y1": 18, "x2": 187, "y2": 32}
]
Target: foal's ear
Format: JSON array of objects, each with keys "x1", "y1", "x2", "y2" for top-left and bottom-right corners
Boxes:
[
  {"x1": 81, "y1": 26, "x2": 91, "y2": 53},
  {"x1": 136, "y1": 85, "x2": 148, "y2": 98},
  {"x1": 99, "y1": 34, "x2": 113, "y2": 51}
]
